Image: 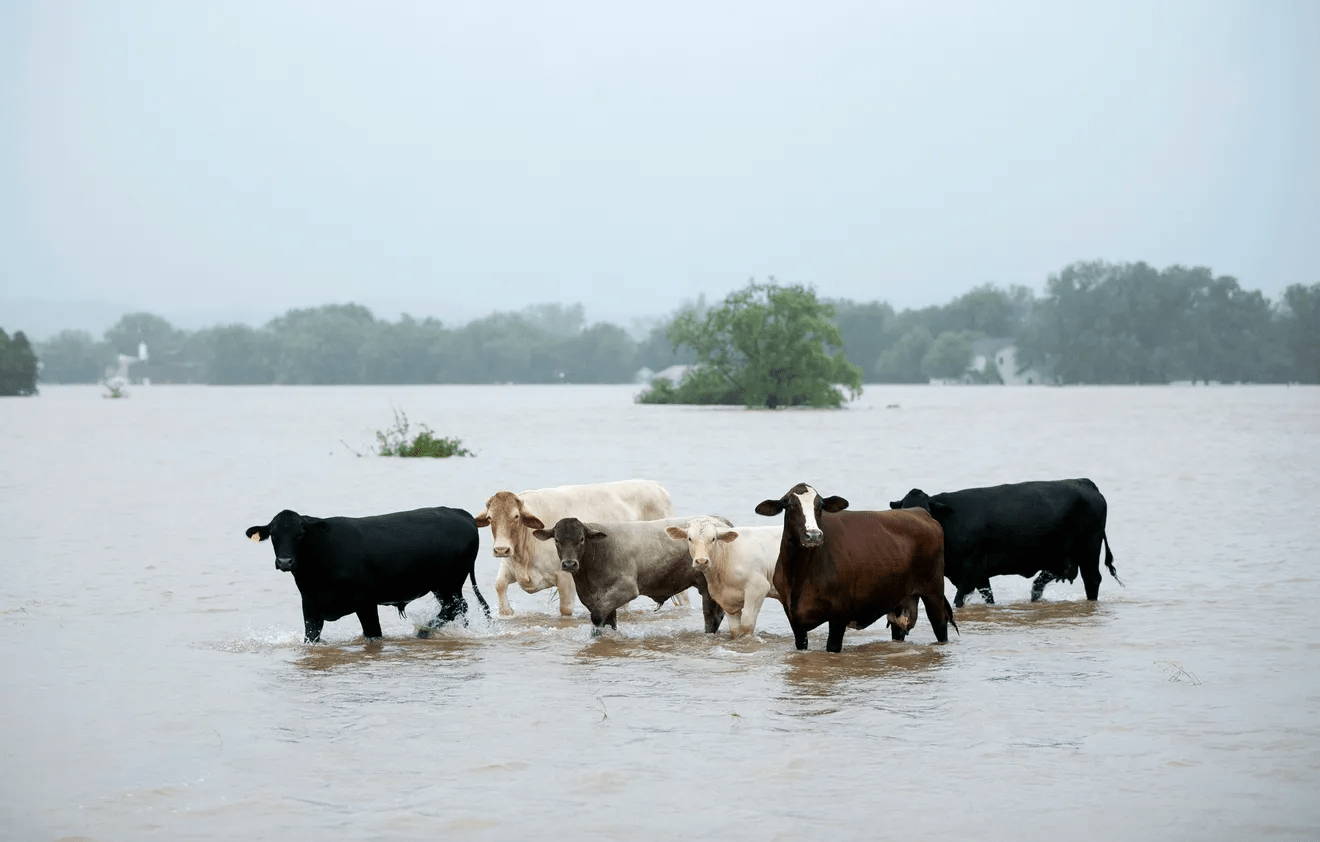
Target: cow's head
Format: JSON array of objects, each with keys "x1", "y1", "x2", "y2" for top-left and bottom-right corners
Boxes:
[
  {"x1": 665, "y1": 516, "x2": 738, "y2": 570},
  {"x1": 890, "y1": 488, "x2": 931, "y2": 512},
  {"x1": 755, "y1": 483, "x2": 848, "y2": 547},
  {"x1": 531, "y1": 517, "x2": 605, "y2": 573},
  {"x1": 246, "y1": 509, "x2": 325, "y2": 572},
  {"x1": 889, "y1": 489, "x2": 952, "y2": 519},
  {"x1": 475, "y1": 491, "x2": 546, "y2": 558}
]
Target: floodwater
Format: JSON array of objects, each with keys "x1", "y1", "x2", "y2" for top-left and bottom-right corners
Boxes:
[{"x1": 2, "y1": 383, "x2": 1318, "y2": 840}]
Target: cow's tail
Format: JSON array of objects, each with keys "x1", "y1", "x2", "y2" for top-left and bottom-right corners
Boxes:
[
  {"x1": 944, "y1": 595, "x2": 960, "y2": 636},
  {"x1": 469, "y1": 567, "x2": 491, "y2": 619},
  {"x1": 1103, "y1": 532, "x2": 1123, "y2": 586}
]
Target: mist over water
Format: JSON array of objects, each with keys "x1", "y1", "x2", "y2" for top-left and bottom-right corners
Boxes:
[{"x1": 2, "y1": 384, "x2": 1317, "y2": 839}]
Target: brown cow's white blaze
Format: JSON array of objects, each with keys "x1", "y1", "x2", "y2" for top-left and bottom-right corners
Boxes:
[{"x1": 795, "y1": 486, "x2": 824, "y2": 546}]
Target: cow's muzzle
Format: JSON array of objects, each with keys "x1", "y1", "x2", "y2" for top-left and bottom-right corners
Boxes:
[
  {"x1": 561, "y1": 558, "x2": 579, "y2": 573},
  {"x1": 492, "y1": 545, "x2": 512, "y2": 558},
  {"x1": 692, "y1": 557, "x2": 711, "y2": 569},
  {"x1": 275, "y1": 557, "x2": 296, "y2": 572},
  {"x1": 801, "y1": 529, "x2": 824, "y2": 547}
]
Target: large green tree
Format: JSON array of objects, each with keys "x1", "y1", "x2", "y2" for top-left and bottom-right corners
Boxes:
[
  {"x1": 0, "y1": 329, "x2": 39, "y2": 395},
  {"x1": 641, "y1": 280, "x2": 862, "y2": 408}
]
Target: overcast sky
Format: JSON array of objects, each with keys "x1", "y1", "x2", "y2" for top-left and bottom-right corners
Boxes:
[{"x1": 2, "y1": 1, "x2": 1317, "y2": 338}]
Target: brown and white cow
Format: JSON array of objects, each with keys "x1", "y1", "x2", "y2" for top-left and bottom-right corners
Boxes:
[
  {"x1": 755, "y1": 482, "x2": 956, "y2": 652},
  {"x1": 475, "y1": 480, "x2": 674, "y2": 616},
  {"x1": 665, "y1": 516, "x2": 781, "y2": 639}
]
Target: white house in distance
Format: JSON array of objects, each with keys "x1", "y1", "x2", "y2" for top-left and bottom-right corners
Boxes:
[{"x1": 968, "y1": 337, "x2": 1050, "y2": 385}]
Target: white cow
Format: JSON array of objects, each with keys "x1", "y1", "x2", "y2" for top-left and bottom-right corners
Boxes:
[
  {"x1": 665, "y1": 516, "x2": 781, "y2": 638},
  {"x1": 476, "y1": 479, "x2": 676, "y2": 616}
]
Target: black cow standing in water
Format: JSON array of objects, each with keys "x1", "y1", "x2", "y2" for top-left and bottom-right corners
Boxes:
[
  {"x1": 890, "y1": 479, "x2": 1119, "y2": 607},
  {"x1": 246, "y1": 506, "x2": 489, "y2": 642}
]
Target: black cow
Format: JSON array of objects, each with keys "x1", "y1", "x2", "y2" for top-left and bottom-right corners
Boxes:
[
  {"x1": 890, "y1": 479, "x2": 1119, "y2": 607},
  {"x1": 246, "y1": 507, "x2": 489, "y2": 642}
]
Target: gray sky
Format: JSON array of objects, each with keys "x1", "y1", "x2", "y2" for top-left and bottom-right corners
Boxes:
[{"x1": 2, "y1": 0, "x2": 1317, "y2": 338}]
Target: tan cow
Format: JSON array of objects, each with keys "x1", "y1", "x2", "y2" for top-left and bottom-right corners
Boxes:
[
  {"x1": 475, "y1": 480, "x2": 675, "y2": 616},
  {"x1": 666, "y1": 516, "x2": 782, "y2": 638}
]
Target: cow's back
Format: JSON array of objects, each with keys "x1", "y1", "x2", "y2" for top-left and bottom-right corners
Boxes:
[
  {"x1": 521, "y1": 479, "x2": 673, "y2": 524},
  {"x1": 826, "y1": 509, "x2": 943, "y2": 580}
]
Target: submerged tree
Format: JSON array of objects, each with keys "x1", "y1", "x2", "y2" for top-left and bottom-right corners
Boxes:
[{"x1": 639, "y1": 279, "x2": 862, "y2": 408}]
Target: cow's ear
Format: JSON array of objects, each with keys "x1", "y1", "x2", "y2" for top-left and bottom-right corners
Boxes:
[
  {"x1": 889, "y1": 500, "x2": 903, "y2": 510},
  {"x1": 303, "y1": 517, "x2": 329, "y2": 533},
  {"x1": 755, "y1": 499, "x2": 785, "y2": 516},
  {"x1": 929, "y1": 500, "x2": 952, "y2": 517},
  {"x1": 521, "y1": 513, "x2": 545, "y2": 531},
  {"x1": 718, "y1": 530, "x2": 739, "y2": 543},
  {"x1": 585, "y1": 527, "x2": 608, "y2": 541},
  {"x1": 532, "y1": 528, "x2": 554, "y2": 542},
  {"x1": 664, "y1": 526, "x2": 688, "y2": 540},
  {"x1": 822, "y1": 496, "x2": 849, "y2": 512},
  {"x1": 474, "y1": 509, "x2": 490, "y2": 527},
  {"x1": 246, "y1": 525, "x2": 270, "y2": 542}
]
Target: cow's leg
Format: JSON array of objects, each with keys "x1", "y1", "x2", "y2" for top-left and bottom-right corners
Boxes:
[
  {"x1": 356, "y1": 605, "x2": 383, "y2": 640},
  {"x1": 825, "y1": 619, "x2": 846, "y2": 653},
  {"x1": 494, "y1": 561, "x2": 515, "y2": 616},
  {"x1": 739, "y1": 584, "x2": 770, "y2": 638},
  {"x1": 555, "y1": 570, "x2": 577, "y2": 617},
  {"x1": 725, "y1": 610, "x2": 744, "y2": 639},
  {"x1": 301, "y1": 598, "x2": 324, "y2": 643},
  {"x1": 1080, "y1": 560, "x2": 1102, "y2": 601},
  {"x1": 700, "y1": 591, "x2": 725, "y2": 634},
  {"x1": 977, "y1": 579, "x2": 995, "y2": 604},
  {"x1": 953, "y1": 580, "x2": 976, "y2": 608},
  {"x1": 922, "y1": 592, "x2": 950, "y2": 643},
  {"x1": 789, "y1": 619, "x2": 809, "y2": 650},
  {"x1": 430, "y1": 593, "x2": 469, "y2": 628},
  {"x1": 1030, "y1": 571, "x2": 1055, "y2": 601},
  {"x1": 303, "y1": 616, "x2": 324, "y2": 644}
]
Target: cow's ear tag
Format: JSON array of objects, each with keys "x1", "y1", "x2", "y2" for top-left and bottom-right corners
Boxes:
[{"x1": 250, "y1": 533, "x2": 262, "y2": 543}]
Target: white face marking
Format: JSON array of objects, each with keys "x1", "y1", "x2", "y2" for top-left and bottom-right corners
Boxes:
[{"x1": 795, "y1": 487, "x2": 821, "y2": 535}]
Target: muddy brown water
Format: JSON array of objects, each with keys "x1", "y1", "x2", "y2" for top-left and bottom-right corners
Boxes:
[{"x1": 2, "y1": 384, "x2": 1317, "y2": 840}]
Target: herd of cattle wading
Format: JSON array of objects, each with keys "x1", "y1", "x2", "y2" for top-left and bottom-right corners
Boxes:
[{"x1": 246, "y1": 477, "x2": 1121, "y2": 653}]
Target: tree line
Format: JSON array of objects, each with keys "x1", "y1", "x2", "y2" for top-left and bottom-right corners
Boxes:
[{"x1": 24, "y1": 261, "x2": 1320, "y2": 387}]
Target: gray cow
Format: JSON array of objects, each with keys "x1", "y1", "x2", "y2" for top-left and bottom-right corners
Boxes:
[{"x1": 533, "y1": 516, "x2": 727, "y2": 635}]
